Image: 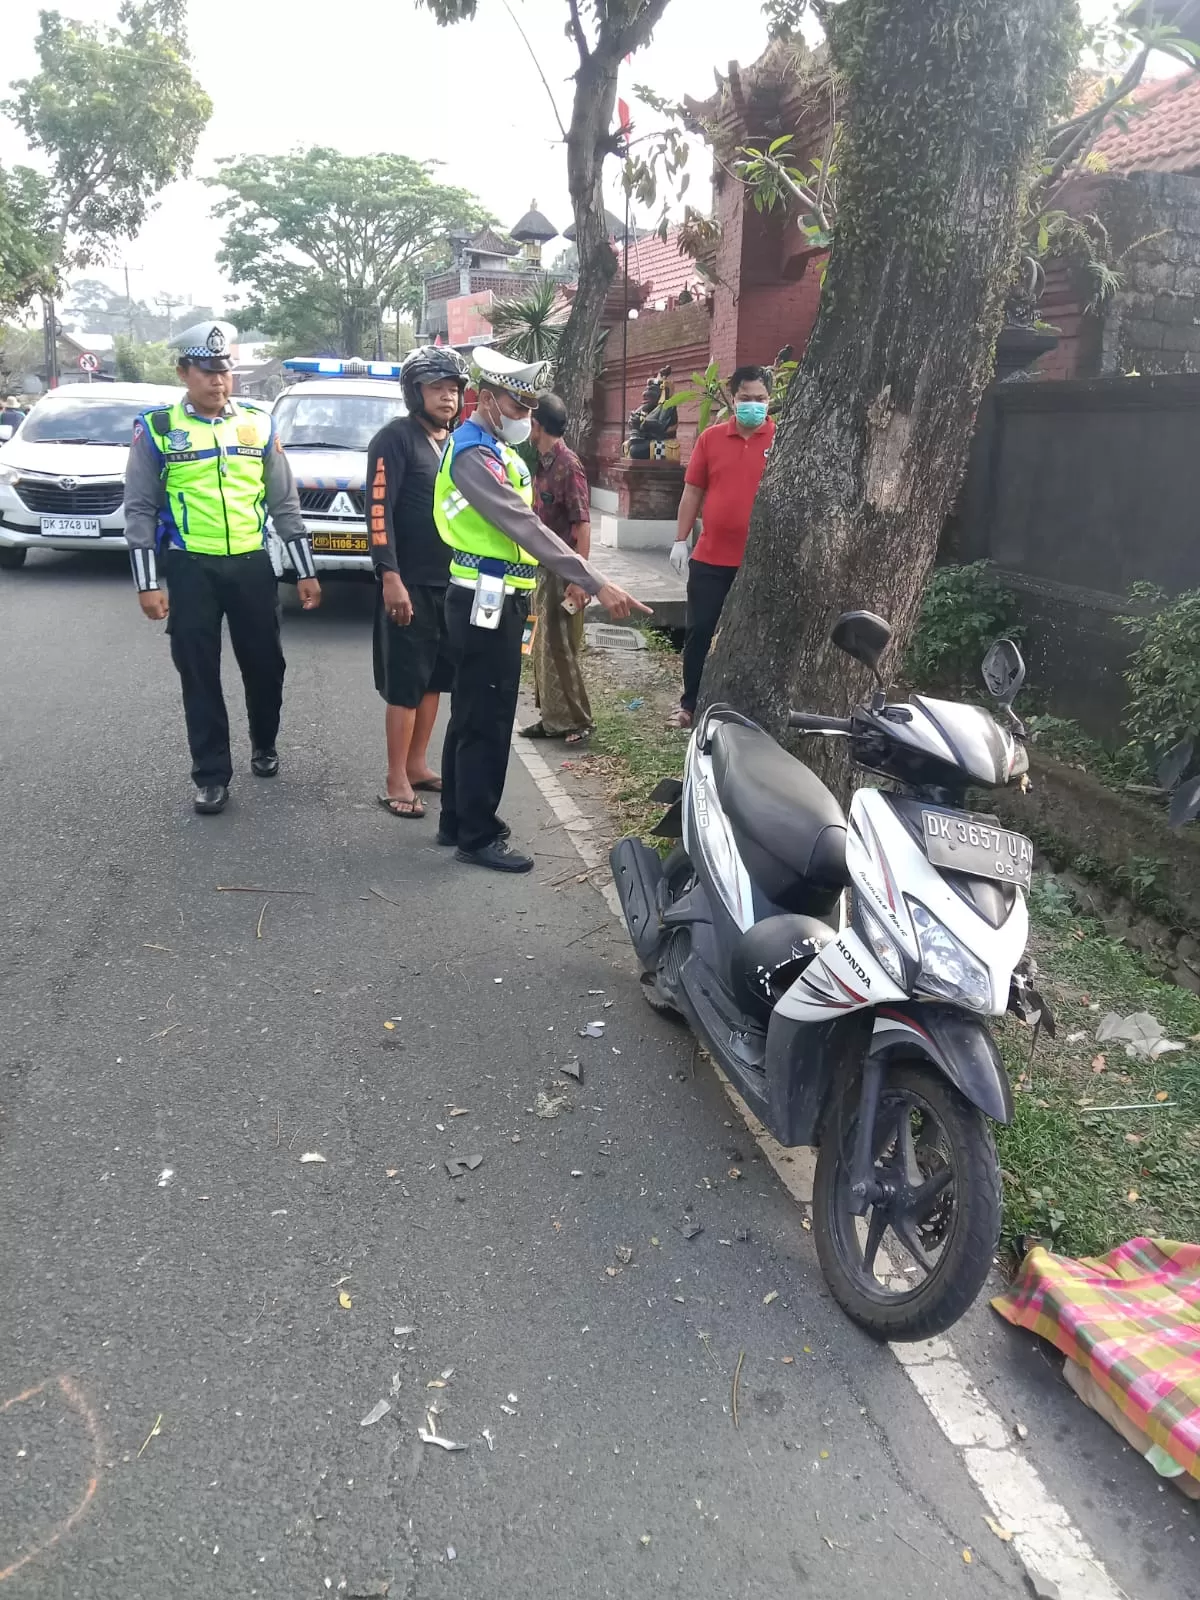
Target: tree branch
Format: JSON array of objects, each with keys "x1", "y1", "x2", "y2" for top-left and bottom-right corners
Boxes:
[
  {"x1": 1032, "y1": 47, "x2": 1150, "y2": 209},
  {"x1": 500, "y1": 0, "x2": 567, "y2": 140},
  {"x1": 566, "y1": 0, "x2": 589, "y2": 64}
]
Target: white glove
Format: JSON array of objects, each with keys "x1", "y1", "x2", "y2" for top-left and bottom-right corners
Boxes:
[{"x1": 669, "y1": 539, "x2": 690, "y2": 577}]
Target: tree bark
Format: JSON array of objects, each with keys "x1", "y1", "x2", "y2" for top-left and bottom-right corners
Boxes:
[
  {"x1": 699, "y1": 0, "x2": 1077, "y2": 798},
  {"x1": 554, "y1": 0, "x2": 673, "y2": 450},
  {"x1": 554, "y1": 49, "x2": 620, "y2": 446}
]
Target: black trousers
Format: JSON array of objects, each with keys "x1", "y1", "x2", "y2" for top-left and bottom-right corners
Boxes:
[
  {"x1": 439, "y1": 583, "x2": 529, "y2": 853},
  {"x1": 161, "y1": 547, "x2": 285, "y2": 787},
  {"x1": 681, "y1": 558, "x2": 738, "y2": 712}
]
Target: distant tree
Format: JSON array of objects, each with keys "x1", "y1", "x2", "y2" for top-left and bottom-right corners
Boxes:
[
  {"x1": 114, "y1": 334, "x2": 177, "y2": 383},
  {"x1": 4, "y1": 2, "x2": 211, "y2": 268},
  {"x1": 415, "y1": 0, "x2": 675, "y2": 444},
  {"x1": 0, "y1": 163, "x2": 55, "y2": 318},
  {"x1": 208, "y1": 148, "x2": 488, "y2": 358}
]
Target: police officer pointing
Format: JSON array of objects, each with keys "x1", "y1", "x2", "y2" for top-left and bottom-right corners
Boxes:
[
  {"x1": 434, "y1": 347, "x2": 650, "y2": 872},
  {"x1": 123, "y1": 321, "x2": 321, "y2": 814}
]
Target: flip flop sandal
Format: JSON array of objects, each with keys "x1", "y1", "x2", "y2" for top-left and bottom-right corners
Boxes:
[
  {"x1": 411, "y1": 777, "x2": 443, "y2": 793},
  {"x1": 518, "y1": 721, "x2": 551, "y2": 739},
  {"x1": 564, "y1": 729, "x2": 592, "y2": 746},
  {"x1": 378, "y1": 792, "x2": 425, "y2": 819},
  {"x1": 665, "y1": 709, "x2": 694, "y2": 730}
]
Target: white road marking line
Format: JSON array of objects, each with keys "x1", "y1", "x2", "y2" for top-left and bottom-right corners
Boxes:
[{"x1": 513, "y1": 733, "x2": 1125, "y2": 1600}]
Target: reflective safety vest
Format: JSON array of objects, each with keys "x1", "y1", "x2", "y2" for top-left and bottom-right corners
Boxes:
[
  {"x1": 433, "y1": 420, "x2": 538, "y2": 591},
  {"x1": 141, "y1": 400, "x2": 272, "y2": 557}
]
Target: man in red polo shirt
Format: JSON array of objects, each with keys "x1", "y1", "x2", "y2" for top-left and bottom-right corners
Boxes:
[{"x1": 667, "y1": 365, "x2": 774, "y2": 728}]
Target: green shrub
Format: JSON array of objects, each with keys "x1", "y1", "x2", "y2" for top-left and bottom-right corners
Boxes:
[
  {"x1": 903, "y1": 562, "x2": 1022, "y2": 692},
  {"x1": 1122, "y1": 584, "x2": 1200, "y2": 763}
]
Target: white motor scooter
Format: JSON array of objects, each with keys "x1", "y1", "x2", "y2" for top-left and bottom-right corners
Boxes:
[{"x1": 610, "y1": 611, "x2": 1050, "y2": 1340}]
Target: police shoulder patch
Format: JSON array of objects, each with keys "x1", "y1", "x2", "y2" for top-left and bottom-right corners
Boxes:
[{"x1": 482, "y1": 453, "x2": 507, "y2": 484}]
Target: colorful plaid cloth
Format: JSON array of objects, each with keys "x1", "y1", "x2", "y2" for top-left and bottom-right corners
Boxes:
[{"x1": 993, "y1": 1237, "x2": 1200, "y2": 1481}]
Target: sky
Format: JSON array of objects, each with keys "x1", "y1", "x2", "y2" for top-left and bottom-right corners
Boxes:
[
  {"x1": 0, "y1": 0, "x2": 777, "y2": 319},
  {"x1": 0, "y1": 0, "x2": 1167, "y2": 325}
]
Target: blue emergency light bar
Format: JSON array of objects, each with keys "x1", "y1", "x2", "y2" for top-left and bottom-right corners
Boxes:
[{"x1": 281, "y1": 357, "x2": 404, "y2": 379}]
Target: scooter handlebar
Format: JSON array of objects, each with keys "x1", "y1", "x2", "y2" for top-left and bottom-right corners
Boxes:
[{"x1": 787, "y1": 711, "x2": 853, "y2": 734}]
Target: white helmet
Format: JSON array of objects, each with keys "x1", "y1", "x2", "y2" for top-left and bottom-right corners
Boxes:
[{"x1": 472, "y1": 345, "x2": 549, "y2": 404}]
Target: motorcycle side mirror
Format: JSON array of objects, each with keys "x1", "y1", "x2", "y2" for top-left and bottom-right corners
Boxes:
[
  {"x1": 981, "y1": 638, "x2": 1026, "y2": 707},
  {"x1": 830, "y1": 611, "x2": 892, "y2": 685},
  {"x1": 0, "y1": 425, "x2": 12, "y2": 443}
]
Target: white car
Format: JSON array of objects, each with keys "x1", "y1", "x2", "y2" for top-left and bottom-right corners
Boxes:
[
  {"x1": 269, "y1": 369, "x2": 408, "y2": 576},
  {"x1": 0, "y1": 382, "x2": 181, "y2": 569}
]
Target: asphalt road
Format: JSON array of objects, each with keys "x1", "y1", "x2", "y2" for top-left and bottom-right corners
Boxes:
[{"x1": 0, "y1": 554, "x2": 1194, "y2": 1599}]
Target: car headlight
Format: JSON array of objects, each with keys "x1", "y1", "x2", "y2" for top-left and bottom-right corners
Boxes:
[
  {"x1": 858, "y1": 903, "x2": 906, "y2": 987},
  {"x1": 906, "y1": 899, "x2": 992, "y2": 1011},
  {"x1": 0, "y1": 465, "x2": 18, "y2": 487}
]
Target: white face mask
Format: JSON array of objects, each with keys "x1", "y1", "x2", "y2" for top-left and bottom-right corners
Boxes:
[
  {"x1": 497, "y1": 410, "x2": 531, "y2": 446},
  {"x1": 483, "y1": 391, "x2": 532, "y2": 446}
]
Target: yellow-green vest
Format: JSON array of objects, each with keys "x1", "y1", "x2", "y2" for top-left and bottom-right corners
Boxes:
[
  {"x1": 433, "y1": 421, "x2": 538, "y2": 591},
  {"x1": 144, "y1": 400, "x2": 272, "y2": 557}
]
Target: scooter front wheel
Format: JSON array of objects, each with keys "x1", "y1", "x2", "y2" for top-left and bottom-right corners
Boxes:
[{"x1": 812, "y1": 1063, "x2": 1001, "y2": 1341}]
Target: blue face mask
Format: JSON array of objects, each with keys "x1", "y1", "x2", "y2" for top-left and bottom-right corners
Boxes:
[{"x1": 734, "y1": 400, "x2": 768, "y2": 430}]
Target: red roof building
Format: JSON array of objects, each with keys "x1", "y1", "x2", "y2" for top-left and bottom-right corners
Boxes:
[{"x1": 1093, "y1": 70, "x2": 1200, "y2": 176}]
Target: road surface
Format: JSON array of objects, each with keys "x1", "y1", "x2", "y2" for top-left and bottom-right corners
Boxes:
[{"x1": 0, "y1": 553, "x2": 1192, "y2": 1598}]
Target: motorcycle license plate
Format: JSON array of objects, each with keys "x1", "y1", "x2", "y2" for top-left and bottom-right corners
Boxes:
[{"x1": 921, "y1": 809, "x2": 1033, "y2": 887}]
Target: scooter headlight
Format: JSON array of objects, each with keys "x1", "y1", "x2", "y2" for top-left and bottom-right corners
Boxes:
[
  {"x1": 906, "y1": 899, "x2": 992, "y2": 1012},
  {"x1": 858, "y1": 903, "x2": 906, "y2": 987}
]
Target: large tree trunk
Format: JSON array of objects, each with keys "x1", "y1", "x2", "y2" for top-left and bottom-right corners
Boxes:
[
  {"x1": 555, "y1": 49, "x2": 620, "y2": 447},
  {"x1": 700, "y1": 0, "x2": 1078, "y2": 796}
]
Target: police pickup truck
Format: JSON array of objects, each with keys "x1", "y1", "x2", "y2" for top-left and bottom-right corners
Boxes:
[{"x1": 270, "y1": 357, "x2": 406, "y2": 576}]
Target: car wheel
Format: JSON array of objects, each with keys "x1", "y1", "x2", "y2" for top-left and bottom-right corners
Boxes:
[{"x1": 0, "y1": 546, "x2": 28, "y2": 570}]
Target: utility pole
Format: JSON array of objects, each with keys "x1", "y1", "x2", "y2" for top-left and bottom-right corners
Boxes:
[
  {"x1": 156, "y1": 293, "x2": 182, "y2": 340},
  {"x1": 121, "y1": 263, "x2": 143, "y2": 341}
]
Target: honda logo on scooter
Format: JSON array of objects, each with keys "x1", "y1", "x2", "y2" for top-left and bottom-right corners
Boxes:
[{"x1": 835, "y1": 941, "x2": 870, "y2": 989}]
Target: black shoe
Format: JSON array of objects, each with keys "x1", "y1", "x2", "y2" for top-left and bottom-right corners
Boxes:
[
  {"x1": 454, "y1": 838, "x2": 533, "y2": 874},
  {"x1": 194, "y1": 784, "x2": 229, "y2": 815},
  {"x1": 251, "y1": 747, "x2": 279, "y2": 778},
  {"x1": 437, "y1": 818, "x2": 510, "y2": 848}
]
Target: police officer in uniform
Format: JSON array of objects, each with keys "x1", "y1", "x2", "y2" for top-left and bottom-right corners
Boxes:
[
  {"x1": 123, "y1": 321, "x2": 321, "y2": 814},
  {"x1": 434, "y1": 347, "x2": 650, "y2": 872}
]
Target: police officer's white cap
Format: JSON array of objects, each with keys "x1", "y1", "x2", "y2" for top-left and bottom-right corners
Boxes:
[
  {"x1": 172, "y1": 319, "x2": 238, "y2": 369},
  {"x1": 472, "y1": 345, "x2": 549, "y2": 403}
]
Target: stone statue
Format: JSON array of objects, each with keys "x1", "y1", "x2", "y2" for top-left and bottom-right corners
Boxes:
[{"x1": 627, "y1": 366, "x2": 678, "y2": 460}]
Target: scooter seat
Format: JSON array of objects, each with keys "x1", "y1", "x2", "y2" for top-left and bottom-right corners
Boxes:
[{"x1": 710, "y1": 722, "x2": 848, "y2": 912}]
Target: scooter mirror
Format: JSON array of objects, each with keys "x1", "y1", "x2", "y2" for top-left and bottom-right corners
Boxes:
[
  {"x1": 830, "y1": 610, "x2": 892, "y2": 677},
  {"x1": 981, "y1": 638, "x2": 1026, "y2": 706},
  {"x1": 0, "y1": 426, "x2": 12, "y2": 443}
]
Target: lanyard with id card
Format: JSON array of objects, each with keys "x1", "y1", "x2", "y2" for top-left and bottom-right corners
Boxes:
[{"x1": 469, "y1": 557, "x2": 508, "y2": 630}]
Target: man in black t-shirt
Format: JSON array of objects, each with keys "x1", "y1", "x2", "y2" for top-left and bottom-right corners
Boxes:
[{"x1": 367, "y1": 347, "x2": 469, "y2": 818}]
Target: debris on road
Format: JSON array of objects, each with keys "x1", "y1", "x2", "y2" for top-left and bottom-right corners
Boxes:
[
  {"x1": 571, "y1": 1170, "x2": 584, "y2": 1179},
  {"x1": 983, "y1": 1515, "x2": 1013, "y2": 1542},
  {"x1": 481, "y1": 1427, "x2": 496, "y2": 1451},
  {"x1": 419, "y1": 1409, "x2": 467, "y2": 1451},
  {"x1": 157, "y1": 1168, "x2": 175, "y2": 1188},
  {"x1": 256, "y1": 902, "x2": 267, "y2": 940},
  {"x1": 638, "y1": 1534, "x2": 651, "y2": 1548},
  {"x1": 731, "y1": 1350, "x2": 745, "y2": 1429},
  {"x1": 579, "y1": 1021, "x2": 605, "y2": 1038},
  {"x1": 445, "y1": 1155, "x2": 483, "y2": 1177},
  {"x1": 558, "y1": 1059, "x2": 582, "y2": 1082},
  {"x1": 1015, "y1": 1421, "x2": 1029, "y2": 1441},
  {"x1": 446, "y1": 1546, "x2": 457, "y2": 1562},
  {"x1": 763, "y1": 1290, "x2": 779, "y2": 1306},
  {"x1": 300, "y1": 1152, "x2": 327, "y2": 1164},
  {"x1": 360, "y1": 1400, "x2": 391, "y2": 1427},
  {"x1": 615, "y1": 1245, "x2": 633, "y2": 1265},
  {"x1": 678, "y1": 1216, "x2": 703, "y2": 1240},
  {"x1": 426, "y1": 1368, "x2": 455, "y2": 1389},
  {"x1": 1095, "y1": 1010, "x2": 1186, "y2": 1060},
  {"x1": 338, "y1": 1291, "x2": 352, "y2": 1310},
  {"x1": 507, "y1": 1393, "x2": 519, "y2": 1404},
  {"x1": 393, "y1": 1325, "x2": 414, "y2": 1337},
  {"x1": 447, "y1": 1107, "x2": 470, "y2": 1117},
  {"x1": 499, "y1": 1404, "x2": 517, "y2": 1416},
  {"x1": 136, "y1": 1413, "x2": 163, "y2": 1458},
  {"x1": 534, "y1": 1091, "x2": 571, "y2": 1119},
  {"x1": 383, "y1": 1021, "x2": 396, "y2": 1031}
]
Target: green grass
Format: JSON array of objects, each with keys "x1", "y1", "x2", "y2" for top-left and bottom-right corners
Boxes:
[
  {"x1": 995, "y1": 893, "x2": 1200, "y2": 1258},
  {"x1": 585, "y1": 656, "x2": 1200, "y2": 1259}
]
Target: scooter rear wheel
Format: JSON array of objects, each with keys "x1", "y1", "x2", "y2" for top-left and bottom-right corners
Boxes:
[{"x1": 812, "y1": 1062, "x2": 1001, "y2": 1341}]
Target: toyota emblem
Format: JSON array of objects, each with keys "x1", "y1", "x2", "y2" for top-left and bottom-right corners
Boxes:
[{"x1": 58, "y1": 476, "x2": 78, "y2": 492}]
